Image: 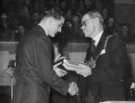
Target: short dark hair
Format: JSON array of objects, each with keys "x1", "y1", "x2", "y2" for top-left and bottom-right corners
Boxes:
[{"x1": 44, "y1": 8, "x2": 63, "y2": 20}]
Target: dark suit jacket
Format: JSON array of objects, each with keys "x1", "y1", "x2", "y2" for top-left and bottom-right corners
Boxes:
[
  {"x1": 12, "y1": 25, "x2": 69, "y2": 103},
  {"x1": 85, "y1": 32, "x2": 129, "y2": 102}
]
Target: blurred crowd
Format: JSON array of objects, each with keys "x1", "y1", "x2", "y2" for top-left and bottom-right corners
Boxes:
[{"x1": 0, "y1": 0, "x2": 134, "y2": 43}]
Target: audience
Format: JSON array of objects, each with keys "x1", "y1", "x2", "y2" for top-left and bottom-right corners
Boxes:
[
  {"x1": 0, "y1": 0, "x2": 105, "y2": 41},
  {"x1": 0, "y1": 0, "x2": 134, "y2": 43}
]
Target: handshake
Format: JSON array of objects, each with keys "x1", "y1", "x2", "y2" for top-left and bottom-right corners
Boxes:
[
  {"x1": 68, "y1": 82, "x2": 79, "y2": 96},
  {"x1": 54, "y1": 62, "x2": 79, "y2": 96},
  {"x1": 53, "y1": 57, "x2": 91, "y2": 96}
]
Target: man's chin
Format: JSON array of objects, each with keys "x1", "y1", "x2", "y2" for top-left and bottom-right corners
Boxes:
[
  {"x1": 84, "y1": 33, "x2": 91, "y2": 38},
  {"x1": 49, "y1": 34, "x2": 55, "y2": 37},
  {"x1": 84, "y1": 34, "x2": 89, "y2": 38}
]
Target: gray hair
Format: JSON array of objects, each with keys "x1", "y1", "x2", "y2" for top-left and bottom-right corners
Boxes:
[{"x1": 87, "y1": 11, "x2": 104, "y2": 24}]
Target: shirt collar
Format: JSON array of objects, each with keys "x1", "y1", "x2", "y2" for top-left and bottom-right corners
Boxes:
[
  {"x1": 54, "y1": 54, "x2": 62, "y2": 62},
  {"x1": 44, "y1": 27, "x2": 48, "y2": 36},
  {"x1": 93, "y1": 30, "x2": 103, "y2": 46}
]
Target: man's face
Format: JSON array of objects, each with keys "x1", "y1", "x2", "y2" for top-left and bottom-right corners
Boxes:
[
  {"x1": 49, "y1": 17, "x2": 65, "y2": 37},
  {"x1": 81, "y1": 14, "x2": 95, "y2": 38}
]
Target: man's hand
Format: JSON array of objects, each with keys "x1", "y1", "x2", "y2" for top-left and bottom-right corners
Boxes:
[
  {"x1": 62, "y1": 59, "x2": 92, "y2": 77},
  {"x1": 54, "y1": 56, "x2": 65, "y2": 63},
  {"x1": 76, "y1": 64, "x2": 92, "y2": 77},
  {"x1": 62, "y1": 59, "x2": 80, "y2": 71},
  {"x1": 53, "y1": 62, "x2": 68, "y2": 77},
  {"x1": 68, "y1": 82, "x2": 79, "y2": 96},
  {"x1": 53, "y1": 67, "x2": 68, "y2": 77}
]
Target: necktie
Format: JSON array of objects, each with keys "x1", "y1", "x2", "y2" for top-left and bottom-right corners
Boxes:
[
  {"x1": 84, "y1": 40, "x2": 97, "y2": 68},
  {"x1": 91, "y1": 39, "x2": 96, "y2": 59},
  {"x1": 85, "y1": 39, "x2": 96, "y2": 62}
]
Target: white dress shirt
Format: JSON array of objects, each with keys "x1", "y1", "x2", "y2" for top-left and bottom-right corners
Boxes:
[{"x1": 93, "y1": 31, "x2": 104, "y2": 46}]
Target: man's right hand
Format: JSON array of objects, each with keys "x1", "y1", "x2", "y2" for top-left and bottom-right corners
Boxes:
[
  {"x1": 53, "y1": 67, "x2": 68, "y2": 77},
  {"x1": 68, "y1": 82, "x2": 79, "y2": 96}
]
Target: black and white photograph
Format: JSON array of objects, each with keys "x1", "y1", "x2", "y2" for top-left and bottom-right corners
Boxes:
[{"x1": 0, "y1": 0, "x2": 135, "y2": 103}]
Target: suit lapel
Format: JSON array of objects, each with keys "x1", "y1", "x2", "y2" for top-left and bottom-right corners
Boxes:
[
  {"x1": 36, "y1": 25, "x2": 54, "y2": 60},
  {"x1": 95, "y1": 32, "x2": 107, "y2": 56}
]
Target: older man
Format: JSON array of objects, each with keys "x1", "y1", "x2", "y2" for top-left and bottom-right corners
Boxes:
[
  {"x1": 12, "y1": 9, "x2": 78, "y2": 103},
  {"x1": 81, "y1": 11, "x2": 129, "y2": 103}
]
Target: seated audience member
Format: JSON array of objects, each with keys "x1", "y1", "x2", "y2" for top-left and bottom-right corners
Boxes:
[
  {"x1": 120, "y1": 24, "x2": 134, "y2": 44},
  {"x1": 106, "y1": 16, "x2": 118, "y2": 35}
]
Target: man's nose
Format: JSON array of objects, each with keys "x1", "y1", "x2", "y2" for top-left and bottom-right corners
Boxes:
[{"x1": 80, "y1": 25, "x2": 84, "y2": 30}]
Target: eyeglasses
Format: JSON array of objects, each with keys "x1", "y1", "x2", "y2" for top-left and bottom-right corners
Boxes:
[
  {"x1": 58, "y1": 24, "x2": 63, "y2": 28},
  {"x1": 57, "y1": 23, "x2": 64, "y2": 32}
]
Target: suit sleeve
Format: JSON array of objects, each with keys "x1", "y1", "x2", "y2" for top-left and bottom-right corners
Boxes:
[
  {"x1": 36, "y1": 39, "x2": 69, "y2": 95},
  {"x1": 91, "y1": 36, "x2": 129, "y2": 82}
]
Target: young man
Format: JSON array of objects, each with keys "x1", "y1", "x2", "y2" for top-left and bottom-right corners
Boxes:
[
  {"x1": 81, "y1": 11, "x2": 129, "y2": 103},
  {"x1": 12, "y1": 9, "x2": 78, "y2": 103}
]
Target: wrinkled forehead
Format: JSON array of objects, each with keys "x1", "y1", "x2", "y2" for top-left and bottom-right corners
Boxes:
[{"x1": 82, "y1": 14, "x2": 90, "y2": 22}]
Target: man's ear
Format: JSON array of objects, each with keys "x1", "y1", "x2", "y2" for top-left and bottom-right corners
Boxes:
[
  {"x1": 93, "y1": 18, "x2": 99, "y2": 26},
  {"x1": 47, "y1": 17, "x2": 54, "y2": 25},
  {"x1": 47, "y1": 18, "x2": 51, "y2": 24}
]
